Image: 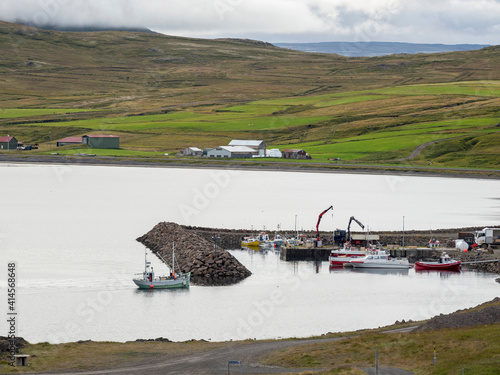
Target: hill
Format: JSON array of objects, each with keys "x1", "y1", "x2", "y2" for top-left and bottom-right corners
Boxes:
[
  {"x1": 275, "y1": 41, "x2": 491, "y2": 57},
  {"x1": 0, "y1": 21, "x2": 499, "y2": 169}
]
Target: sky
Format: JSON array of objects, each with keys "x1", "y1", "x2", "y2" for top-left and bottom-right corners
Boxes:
[{"x1": 0, "y1": 0, "x2": 499, "y2": 44}]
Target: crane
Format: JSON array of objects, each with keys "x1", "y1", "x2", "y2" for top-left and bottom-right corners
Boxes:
[
  {"x1": 316, "y1": 205, "x2": 333, "y2": 240},
  {"x1": 347, "y1": 216, "x2": 364, "y2": 245}
]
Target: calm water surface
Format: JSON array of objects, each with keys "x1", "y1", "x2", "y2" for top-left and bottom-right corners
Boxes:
[{"x1": 1, "y1": 163, "x2": 499, "y2": 343}]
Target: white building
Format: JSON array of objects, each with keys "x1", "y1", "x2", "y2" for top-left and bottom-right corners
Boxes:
[
  {"x1": 206, "y1": 146, "x2": 257, "y2": 158},
  {"x1": 228, "y1": 140, "x2": 266, "y2": 156},
  {"x1": 180, "y1": 147, "x2": 203, "y2": 156}
]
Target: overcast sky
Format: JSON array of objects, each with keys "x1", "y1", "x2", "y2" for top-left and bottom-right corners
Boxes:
[{"x1": 1, "y1": 0, "x2": 499, "y2": 44}]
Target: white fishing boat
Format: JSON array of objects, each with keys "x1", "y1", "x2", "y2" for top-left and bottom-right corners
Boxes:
[
  {"x1": 347, "y1": 249, "x2": 410, "y2": 269},
  {"x1": 133, "y1": 243, "x2": 190, "y2": 289}
]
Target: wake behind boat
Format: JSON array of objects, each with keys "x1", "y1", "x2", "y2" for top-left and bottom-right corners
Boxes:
[{"x1": 133, "y1": 243, "x2": 190, "y2": 289}]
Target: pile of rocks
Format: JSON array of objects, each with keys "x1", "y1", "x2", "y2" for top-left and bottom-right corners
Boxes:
[{"x1": 136, "y1": 222, "x2": 251, "y2": 286}]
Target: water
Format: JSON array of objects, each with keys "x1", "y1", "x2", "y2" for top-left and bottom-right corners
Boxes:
[{"x1": 0, "y1": 163, "x2": 499, "y2": 343}]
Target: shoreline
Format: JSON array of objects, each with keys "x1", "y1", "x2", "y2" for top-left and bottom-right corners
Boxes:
[{"x1": 1, "y1": 154, "x2": 500, "y2": 179}]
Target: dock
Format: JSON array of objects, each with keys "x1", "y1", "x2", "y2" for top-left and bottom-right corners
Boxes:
[
  {"x1": 280, "y1": 246, "x2": 333, "y2": 261},
  {"x1": 279, "y1": 246, "x2": 464, "y2": 262}
]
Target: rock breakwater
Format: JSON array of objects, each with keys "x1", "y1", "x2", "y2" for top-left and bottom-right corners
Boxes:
[{"x1": 136, "y1": 222, "x2": 251, "y2": 286}]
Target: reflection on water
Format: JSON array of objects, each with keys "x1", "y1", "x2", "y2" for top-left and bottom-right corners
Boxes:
[{"x1": 347, "y1": 267, "x2": 410, "y2": 276}]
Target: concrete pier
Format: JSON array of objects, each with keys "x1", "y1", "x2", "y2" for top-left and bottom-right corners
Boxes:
[{"x1": 280, "y1": 246, "x2": 333, "y2": 261}]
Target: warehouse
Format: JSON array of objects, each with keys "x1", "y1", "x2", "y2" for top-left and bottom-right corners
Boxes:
[
  {"x1": 82, "y1": 135, "x2": 120, "y2": 149},
  {"x1": 228, "y1": 140, "x2": 266, "y2": 156},
  {"x1": 206, "y1": 146, "x2": 257, "y2": 158}
]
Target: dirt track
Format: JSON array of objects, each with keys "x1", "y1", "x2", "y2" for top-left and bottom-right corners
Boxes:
[{"x1": 26, "y1": 337, "x2": 347, "y2": 375}]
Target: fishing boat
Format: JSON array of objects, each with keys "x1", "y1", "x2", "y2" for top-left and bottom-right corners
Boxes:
[
  {"x1": 347, "y1": 249, "x2": 410, "y2": 269},
  {"x1": 241, "y1": 236, "x2": 259, "y2": 247},
  {"x1": 133, "y1": 243, "x2": 190, "y2": 289},
  {"x1": 415, "y1": 252, "x2": 461, "y2": 271},
  {"x1": 329, "y1": 242, "x2": 367, "y2": 266}
]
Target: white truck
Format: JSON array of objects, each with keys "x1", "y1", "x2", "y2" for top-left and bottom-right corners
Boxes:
[{"x1": 475, "y1": 228, "x2": 500, "y2": 248}]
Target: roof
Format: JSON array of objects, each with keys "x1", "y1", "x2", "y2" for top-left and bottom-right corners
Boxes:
[
  {"x1": 217, "y1": 146, "x2": 257, "y2": 153},
  {"x1": 83, "y1": 134, "x2": 119, "y2": 138},
  {"x1": 282, "y1": 149, "x2": 305, "y2": 153},
  {"x1": 229, "y1": 140, "x2": 265, "y2": 147},
  {"x1": 57, "y1": 136, "x2": 82, "y2": 143},
  {"x1": 0, "y1": 136, "x2": 15, "y2": 142},
  {"x1": 187, "y1": 147, "x2": 202, "y2": 152}
]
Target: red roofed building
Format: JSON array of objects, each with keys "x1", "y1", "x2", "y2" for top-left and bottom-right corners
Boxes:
[
  {"x1": 56, "y1": 136, "x2": 83, "y2": 147},
  {"x1": 282, "y1": 149, "x2": 311, "y2": 159},
  {"x1": 82, "y1": 134, "x2": 120, "y2": 149},
  {"x1": 0, "y1": 136, "x2": 18, "y2": 150}
]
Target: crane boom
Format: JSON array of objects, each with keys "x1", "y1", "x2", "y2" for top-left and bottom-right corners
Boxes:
[
  {"x1": 316, "y1": 205, "x2": 333, "y2": 240},
  {"x1": 347, "y1": 216, "x2": 365, "y2": 243}
]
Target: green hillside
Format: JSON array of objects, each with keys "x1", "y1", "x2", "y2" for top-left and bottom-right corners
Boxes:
[{"x1": 0, "y1": 21, "x2": 499, "y2": 168}]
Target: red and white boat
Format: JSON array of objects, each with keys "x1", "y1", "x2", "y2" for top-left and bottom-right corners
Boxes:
[
  {"x1": 415, "y1": 252, "x2": 461, "y2": 271},
  {"x1": 329, "y1": 242, "x2": 368, "y2": 267}
]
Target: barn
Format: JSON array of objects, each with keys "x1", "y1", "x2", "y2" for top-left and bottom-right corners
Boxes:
[
  {"x1": 82, "y1": 135, "x2": 120, "y2": 149},
  {"x1": 0, "y1": 136, "x2": 18, "y2": 150}
]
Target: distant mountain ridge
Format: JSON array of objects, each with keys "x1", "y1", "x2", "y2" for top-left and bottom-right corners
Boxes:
[
  {"x1": 17, "y1": 21, "x2": 155, "y2": 34},
  {"x1": 275, "y1": 41, "x2": 491, "y2": 57}
]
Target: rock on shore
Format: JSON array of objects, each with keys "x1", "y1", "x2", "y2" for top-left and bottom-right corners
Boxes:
[{"x1": 136, "y1": 222, "x2": 251, "y2": 286}]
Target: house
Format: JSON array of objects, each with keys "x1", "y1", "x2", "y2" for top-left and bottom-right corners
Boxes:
[
  {"x1": 228, "y1": 140, "x2": 266, "y2": 156},
  {"x1": 206, "y1": 146, "x2": 257, "y2": 158},
  {"x1": 82, "y1": 135, "x2": 119, "y2": 149},
  {"x1": 0, "y1": 136, "x2": 18, "y2": 150},
  {"x1": 180, "y1": 147, "x2": 203, "y2": 157},
  {"x1": 56, "y1": 136, "x2": 83, "y2": 147},
  {"x1": 282, "y1": 149, "x2": 311, "y2": 159}
]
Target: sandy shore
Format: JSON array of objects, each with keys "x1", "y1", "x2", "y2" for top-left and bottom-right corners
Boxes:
[{"x1": 1, "y1": 154, "x2": 499, "y2": 179}]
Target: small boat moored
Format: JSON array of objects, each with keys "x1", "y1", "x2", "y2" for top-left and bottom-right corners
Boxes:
[
  {"x1": 415, "y1": 252, "x2": 461, "y2": 271},
  {"x1": 347, "y1": 249, "x2": 410, "y2": 269}
]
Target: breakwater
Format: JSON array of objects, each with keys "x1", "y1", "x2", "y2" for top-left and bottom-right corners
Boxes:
[{"x1": 136, "y1": 222, "x2": 251, "y2": 286}]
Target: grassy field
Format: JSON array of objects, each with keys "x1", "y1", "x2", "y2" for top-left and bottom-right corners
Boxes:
[
  {"x1": 0, "y1": 21, "x2": 499, "y2": 169},
  {"x1": 2, "y1": 322, "x2": 499, "y2": 373},
  {"x1": 261, "y1": 323, "x2": 500, "y2": 374}
]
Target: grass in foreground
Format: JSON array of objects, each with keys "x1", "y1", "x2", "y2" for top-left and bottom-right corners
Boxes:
[{"x1": 261, "y1": 323, "x2": 500, "y2": 374}]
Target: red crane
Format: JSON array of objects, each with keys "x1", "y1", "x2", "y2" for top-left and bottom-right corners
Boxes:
[{"x1": 316, "y1": 205, "x2": 333, "y2": 240}]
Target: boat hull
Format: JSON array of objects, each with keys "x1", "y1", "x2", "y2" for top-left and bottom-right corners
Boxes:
[
  {"x1": 349, "y1": 262, "x2": 410, "y2": 269},
  {"x1": 241, "y1": 240, "x2": 259, "y2": 247},
  {"x1": 415, "y1": 261, "x2": 461, "y2": 271},
  {"x1": 133, "y1": 273, "x2": 190, "y2": 289}
]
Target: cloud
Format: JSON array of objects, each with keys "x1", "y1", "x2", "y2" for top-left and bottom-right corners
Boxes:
[{"x1": 0, "y1": 0, "x2": 498, "y2": 44}]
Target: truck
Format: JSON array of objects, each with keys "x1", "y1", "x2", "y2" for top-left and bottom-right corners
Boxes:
[{"x1": 475, "y1": 228, "x2": 500, "y2": 248}]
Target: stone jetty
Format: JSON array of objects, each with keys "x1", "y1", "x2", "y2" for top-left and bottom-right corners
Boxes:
[{"x1": 136, "y1": 222, "x2": 252, "y2": 286}]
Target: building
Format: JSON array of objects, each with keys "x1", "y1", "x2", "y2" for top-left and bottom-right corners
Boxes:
[
  {"x1": 82, "y1": 135, "x2": 119, "y2": 149},
  {"x1": 206, "y1": 146, "x2": 257, "y2": 158},
  {"x1": 0, "y1": 136, "x2": 18, "y2": 150},
  {"x1": 228, "y1": 140, "x2": 266, "y2": 156},
  {"x1": 179, "y1": 147, "x2": 203, "y2": 157},
  {"x1": 56, "y1": 136, "x2": 83, "y2": 147},
  {"x1": 282, "y1": 149, "x2": 311, "y2": 159}
]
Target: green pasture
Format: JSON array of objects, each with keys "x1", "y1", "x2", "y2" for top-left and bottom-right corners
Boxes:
[
  {"x1": 19, "y1": 111, "x2": 331, "y2": 132},
  {"x1": 4, "y1": 80, "x2": 499, "y2": 167},
  {"x1": 0, "y1": 108, "x2": 90, "y2": 119}
]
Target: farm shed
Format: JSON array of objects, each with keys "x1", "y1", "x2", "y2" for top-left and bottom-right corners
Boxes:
[
  {"x1": 56, "y1": 136, "x2": 83, "y2": 147},
  {"x1": 0, "y1": 136, "x2": 18, "y2": 150},
  {"x1": 82, "y1": 135, "x2": 120, "y2": 149},
  {"x1": 282, "y1": 149, "x2": 311, "y2": 159},
  {"x1": 180, "y1": 147, "x2": 203, "y2": 156}
]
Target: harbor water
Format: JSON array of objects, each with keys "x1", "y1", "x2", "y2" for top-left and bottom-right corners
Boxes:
[{"x1": 0, "y1": 163, "x2": 499, "y2": 343}]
